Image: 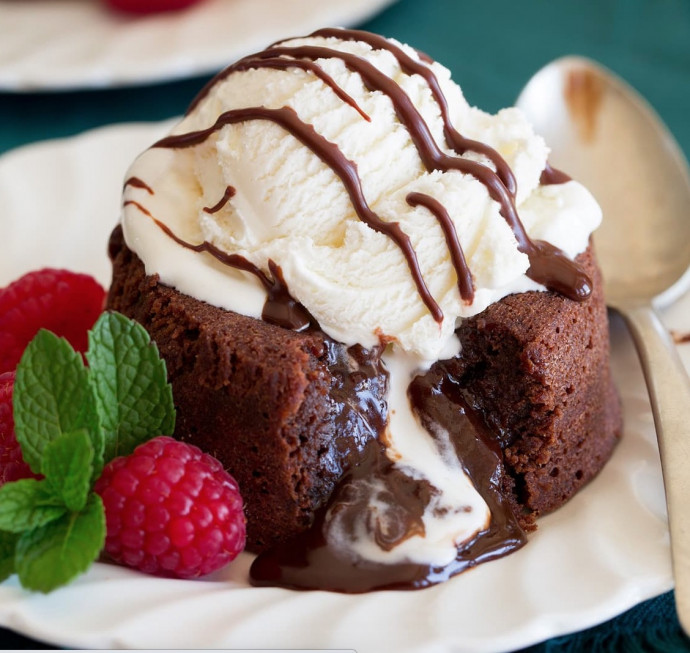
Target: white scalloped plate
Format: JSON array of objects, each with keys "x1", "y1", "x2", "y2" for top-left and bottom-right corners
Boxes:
[
  {"x1": 0, "y1": 0, "x2": 396, "y2": 91},
  {"x1": 0, "y1": 123, "x2": 682, "y2": 652}
]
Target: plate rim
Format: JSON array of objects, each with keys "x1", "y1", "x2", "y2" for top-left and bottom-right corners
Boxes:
[{"x1": 0, "y1": 0, "x2": 397, "y2": 92}]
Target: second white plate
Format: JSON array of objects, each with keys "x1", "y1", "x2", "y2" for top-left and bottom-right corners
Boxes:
[{"x1": 0, "y1": 0, "x2": 396, "y2": 91}]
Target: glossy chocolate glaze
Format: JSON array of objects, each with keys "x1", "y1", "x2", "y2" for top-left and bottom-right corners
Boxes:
[
  {"x1": 250, "y1": 354, "x2": 526, "y2": 593},
  {"x1": 324, "y1": 340, "x2": 389, "y2": 476}
]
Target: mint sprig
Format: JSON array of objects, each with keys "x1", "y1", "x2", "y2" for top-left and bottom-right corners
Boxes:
[
  {"x1": 0, "y1": 479, "x2": 65, "y2": 533},
  {"x1": 13, "y1": 330, "x2": 101, "y2": 479},
  {"x1": 42, "y1": 430, "x2": 94, "y2": 512},
  {"x1": 15, "y1": 494, "x2": 105, "y2": 593},
  {"x1": 87, "y1": 312, "x2": 175, "y2": 463},
  {"x1": 0, "y1": 311, "x2": 175, "y2": 593}
]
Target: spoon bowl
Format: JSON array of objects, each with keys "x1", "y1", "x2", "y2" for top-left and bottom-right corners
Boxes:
[
  {"x1": 517, "y1": 56, "x2": 690, "y2": 634},
  {"x1": 517, "y1": 56, "x2": 690, "y2": 307}
]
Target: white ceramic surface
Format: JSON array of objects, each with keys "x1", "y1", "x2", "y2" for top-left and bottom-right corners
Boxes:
[
  {"x1": 0, "y1": 0, "x2": 396, "y2": 91},
  {"x1": 0, "y1": 122, "x2": 683, "y2": 652}
]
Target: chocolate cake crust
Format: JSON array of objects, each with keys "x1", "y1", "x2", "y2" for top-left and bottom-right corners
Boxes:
[
  {"x1": 107, "y1": 226, "x2": 388, "y2": 552},
  {"x1": 456, "y1": 244, "x2": 621, "y2": 522},
  {"x1": 108, "y1": 226, "x2": 621, "y2": 550}
]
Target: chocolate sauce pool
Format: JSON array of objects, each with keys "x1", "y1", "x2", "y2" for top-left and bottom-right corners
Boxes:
[{"x1": 250, "y1": 355, "x2": 526, "y2": 593}]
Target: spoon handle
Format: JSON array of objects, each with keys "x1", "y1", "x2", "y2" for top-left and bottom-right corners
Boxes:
[{"x1": 617, "y1": 301, "x2": 690, "y2": 634}]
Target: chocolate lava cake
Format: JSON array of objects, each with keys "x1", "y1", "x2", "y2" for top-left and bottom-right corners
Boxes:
[
  {"x1": 107, "y1": 225, "x2": 622, "y2": 553},
  {"x1": 106, "y1": 28, "x2": 624, "y2": 591}
]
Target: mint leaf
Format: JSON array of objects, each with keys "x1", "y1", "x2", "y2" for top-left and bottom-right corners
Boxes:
[
  {"x1": 0, "y1": 531, "x2": 19, "y2": 583},
  {"x1": 0, "y1": 479, "x2": 66, "y2": 533},
  {"x1": 15, "y1": 493, "x2": 105, "y2": 593},
  {"x1": 42, "y1": 430, "x2": 94, "y2": 512},
  {"x1": 87, "y1": 312, "x2": 175, "y2": 462},
  {"x1": 14, "y1": 330, "x2": 103, "y2": 478}
]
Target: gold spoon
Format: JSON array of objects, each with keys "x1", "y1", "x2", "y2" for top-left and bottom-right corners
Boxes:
[{"x1": 517, "y1": 56, "x2": 690, "y2": 634}]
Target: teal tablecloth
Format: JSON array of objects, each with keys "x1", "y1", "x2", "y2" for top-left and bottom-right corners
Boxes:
[
  {"x1": 1, "y1": 0, "x2": 690, "y2": 651},
  {"x1": 2, "y1": 0, "x2": 689, "y2": 155}
]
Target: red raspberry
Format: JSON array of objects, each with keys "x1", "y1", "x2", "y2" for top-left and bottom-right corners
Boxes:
[
  {"x1": 0, "y1": 371, "x2": 40, "y2": 487},
  {"x1": 104, "y1": 0, "x2": 204, "y2": 14},
  {"x1": 0, "y1": 269, "x2": 105, "y2": 373},
  {"x1": 94, "y1": 436, "x2": 246, "y2": 579}
]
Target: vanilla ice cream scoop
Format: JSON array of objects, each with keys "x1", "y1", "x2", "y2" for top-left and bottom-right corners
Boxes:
[{"x1": 121, "y1": 28, "x2": 601, "y2": 362}]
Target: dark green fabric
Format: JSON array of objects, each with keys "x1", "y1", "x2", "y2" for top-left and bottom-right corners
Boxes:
[
  {"x1": 1, "y1": 0, "x2": 689, "y2": 650},
  {"x1": 521, "y1": 591, "x2": 690, "y2": 653},
  {"x1": 1, "y1": 0, "x2": 688, "y2": 156}
]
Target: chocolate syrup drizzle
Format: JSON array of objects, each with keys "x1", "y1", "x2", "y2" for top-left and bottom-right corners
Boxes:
[
  {"x1": 407, "y1": 192, "x2": 474, "y2": 302},
  {"x1": 124, "y1": 199, "x2": 310, "y2": 331},
  {"x1": 124, "y1": 176, "x2": 154, "y2": 195},
  {"x1": 540, "y1": 161, "x2": 572, "y2": 186},
  {"x1": 311, "y1": 28, "x2": 519, "y2": 197},
  {"x1": 203, "y1": 185, "x2": 236, "y2": 214},
  {"x1": 168, "y1": 27, "x2": 591, "y2": 312},
  {"x1": 188, "y1": 57, "x2": 370, "y2": 122},
  {"x1": 154, "y1": 106, "x2": 444, "y2": 322}
]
